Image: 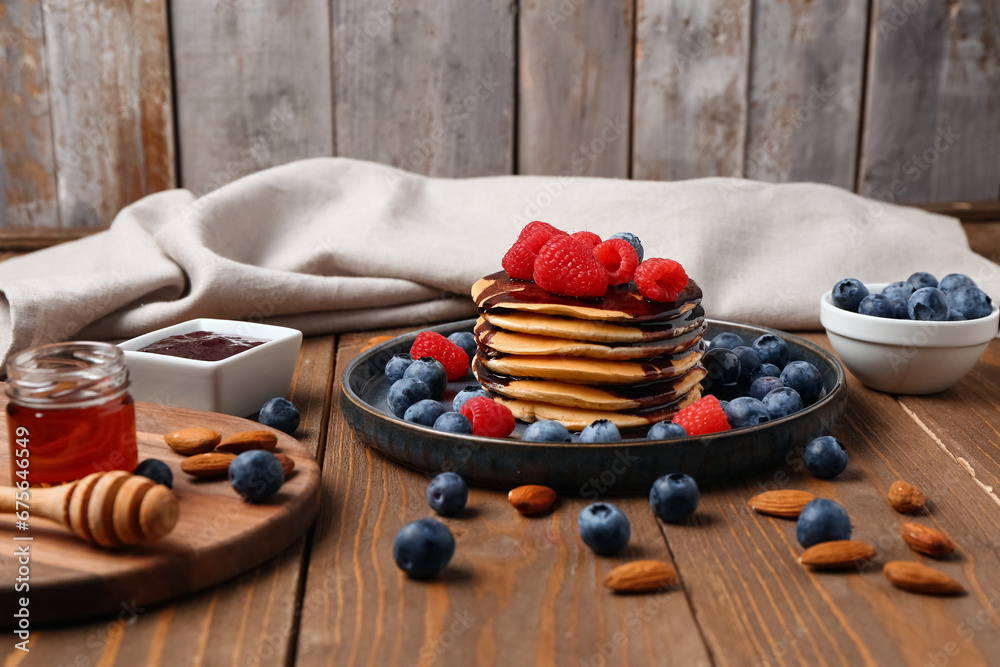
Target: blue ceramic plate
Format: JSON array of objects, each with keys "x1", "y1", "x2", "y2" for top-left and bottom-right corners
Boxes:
[{"x1": 341, "y1": 319, "x2": 846, "y2": 495}]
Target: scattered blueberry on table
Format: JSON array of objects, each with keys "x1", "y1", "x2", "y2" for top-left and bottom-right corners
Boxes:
[
  {"x1": 578, "y1": 502, "x2": 631, "y2": 556},
  {"x1": 796, "y1": 498, "x2": 852, "y2": 548},
  {"x1": 258, "y1": 397, "x2": 300, "y2": 435},
  {"x1": 228, "y1": 450, "x2": 285, "y2": 502},
  {"x1": 649, "y1": 473, "x2": 700, "y2": 523},
  {"x1": 426, "y1": 472, "x2": 468, "y2": 516},
  {"x1": 803, "y1": 435, "x2": 849, "y2": 479},
  {"x1": 134, "y1": 459, "x2": 172, "y2": 488},
  {"x1": 393, "y1": 518, "x2": 455, "y2": 579}
]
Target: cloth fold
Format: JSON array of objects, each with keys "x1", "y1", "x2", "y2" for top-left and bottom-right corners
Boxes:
[{"x1": 1, "y1": 157, "x2": 996, "y2": 366}]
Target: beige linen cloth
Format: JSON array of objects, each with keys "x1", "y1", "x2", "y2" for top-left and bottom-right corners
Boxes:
[{"x1": 1, "y1": 157, "x2": 997, "y2": 366}]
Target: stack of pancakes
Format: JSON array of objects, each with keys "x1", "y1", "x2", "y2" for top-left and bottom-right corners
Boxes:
[{"x1": 471, "y1": 270, "x2": 707, "y2": 430}]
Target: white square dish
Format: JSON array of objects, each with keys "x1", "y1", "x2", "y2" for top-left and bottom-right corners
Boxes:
[{"x1": 118, "y1": 318, "x2": 303, "y2": 416}]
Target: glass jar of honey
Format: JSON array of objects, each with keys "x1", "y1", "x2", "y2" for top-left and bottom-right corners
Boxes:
[{"x1": 6, "y1": 342, "x2": 137, "y2": 486}]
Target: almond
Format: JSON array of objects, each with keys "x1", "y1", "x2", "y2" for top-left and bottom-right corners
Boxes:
[
  {"x1": 798, "y1": 540, "x2": 877, "y2": 570},
  {"x1": 900, "y1": 522, "x2": 955, "y2": 558},
  {"x1": 747, "y1": 490, "x2": 816, "y2": 518},
  {"x1": 216, "y1": 430, "x2": 278, "y2": 455},
  {"x1": 888, "y1": 480, "x2": 925, "y2": 513},
  {"x1": 180, "y1": 452, "x2": 236, "y2": 478},
  {"x1": 274, "y1": 452, "x2": 295, "y2": 476},
  {"x1": 508, "y1": 485, "x2": 557, "y2": 515},
  {"x1": 604, "y1": 560, "x2": 679, "y2": 593},
  {"x1": 164, "y1": 427, "x2": 221, "y2": 456},
  {"x1": 884, "y1": 561, "x2": 964, "y2": 595}
]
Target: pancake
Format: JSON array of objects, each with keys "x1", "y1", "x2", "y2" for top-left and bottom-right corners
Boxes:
[
  {"x1": 475, "y1": 360, "x2": 707, "y2": 411},
  {"x1": 494, "y1": 387, "x2": 703, "y2": 430},
  {"x1": 473, "y1": 271, "x2": 702, "y2": 322},
  {"x1": 475, "y1": 317, "x2": 706, "y2": 359},
  {"x1": 481, "y1": 307, "x2": 705, "y2": 343},
  {"x1": 477, "y1": 343, "x2": 705, "y2": 384}
]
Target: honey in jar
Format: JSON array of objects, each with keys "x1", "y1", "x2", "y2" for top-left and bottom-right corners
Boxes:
[{"x1": 6, "y1": 342, "x2": 138, "y2": 486}]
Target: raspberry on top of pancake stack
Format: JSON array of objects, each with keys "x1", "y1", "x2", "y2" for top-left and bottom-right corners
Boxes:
[{"x1": 471, "y1": 222, "x2": 709, "y2": 431}]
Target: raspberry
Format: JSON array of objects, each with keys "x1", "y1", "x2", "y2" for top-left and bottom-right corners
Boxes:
[
  {"x1": 501, "y1": 221, "x2": 567, "y2": 280},
  {"x1": 634, "y1": 258, "x2": 689, "y2": 302},
  {"x1": 593, "y1": 238, "x2": 639, "y2": 286},
  {"x1": 410, "y1": 332, "x2": 469, "y2": 381},
  {"x1": 532, "y1": 235, "x2": 608, "y2": 298},
  {"x1": 671, "y1": 395, "x2": 731, "y2": 436},
  {"x1": 571, "y1": 231, "x2": 602, "y2": 248},
  {"x1": 460, "y1": 396, "x2": 515, "y2": 438}
]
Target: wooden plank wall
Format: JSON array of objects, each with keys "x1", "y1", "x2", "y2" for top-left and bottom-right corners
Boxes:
[{"x1": 1, "y1": 0, "x2": 998, "y2": 229}]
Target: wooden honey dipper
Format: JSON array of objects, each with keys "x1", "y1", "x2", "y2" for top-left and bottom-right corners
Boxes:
[{"x1": 0, "y1": 471, "x2": 179, "y2": 547}]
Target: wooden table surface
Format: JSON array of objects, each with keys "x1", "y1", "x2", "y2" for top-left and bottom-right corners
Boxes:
[{"x1": 2, "y1": 325, "x2": 999, "y2": 667}]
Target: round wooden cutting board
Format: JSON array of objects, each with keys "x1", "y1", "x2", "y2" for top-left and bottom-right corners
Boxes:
[{"x1": 0, "y1": 400, "x2": 321, "y2": 626}]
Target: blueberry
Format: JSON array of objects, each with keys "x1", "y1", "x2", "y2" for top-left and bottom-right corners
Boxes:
[
  {"x1": 907, "y1": 271, "x2": 938, "y2": 290},
  {"x1": 385, "y1": 353, "x2": 414, "y2": 383},
  {"x1": 228, "y1": 450, "x2": 284, "y2": 502},
  {"x1": 393, "y1": 518, "x2": 455, "y2": 578},
  {"x1": 762, "y1": 387, "x2": 803, "y2": 419},
  {"x1": 649, "y1": 473, "x2": 699, "y2": 523},
  {"x1": 749, "y1": 376, "x2": 783, "y2": 401},
  {"x1": 780, "y1": 361, "x2": 824, "y2": 406},
  {"x1": 609, "y1": 232, "x2": 644, "y2": 263},
  {"x1": 703, "y1": 348, "x2": 740, "y2": 388},
  {"x1": 724, "y1": 396, "x2": 770, "y2": 428},
  {"x1": 258, "y1": 397, "x2": 300, "y2": 434},
  {"x1": 647, "y1": 421, "x2": 687, "y2": 440},
  {"x1": 948, "y1": 285, "x2": 993, "y2": 320},
  {"x1": 881, "y1": 282, "x2": 915, "y2": 319},
  {"x1": 752, "y1": 334, "x2": 789, "y2": 367},
  {"x1": 803, "y1": 435, "x2": 849, "y2": 479},
  {"x1": 949, "y1": 310, "x2": 968, "y2": 321},
  {"x1": 447, "y1": 331, "x2": 477, "y2": 361},
  {"x1": 387, "y1": 377, "x2": 432, "y2": 418},
  {"x1": 404, "y1": 399, "x2": 447, "y2": 427},
  {"x1": 433, "y1": 411, "x2": 473, "y2": 434},
  {"x1": 796, "y1": 498, "x2": 852, "y2": 548},
  {"x1": 858, "y1": 294, "x2": 896, "y2": 319},
  {"x1": 579, "y1": 419, "x2": 622, "y2": 443},
  {"x1": 748, "y1": 363, "x2": 782, "y2": 386},
  {"x1": 426, "y1": 471, "x2": 468, "y2": 516},
  {"x1": 134, "y1": 459, "x2": 172, "y2": 488},
  {"x1": 831, "y1": 278, "x2": 869, "y2": 312},
  {"x1": 403, "y1": 357, "x2": 448, "y2": 398},
  {"x1": 908, "y1": 287, "x2": 949, "y2": 321},
  {"x1": 708, "y1": 332, "x2": 743, "y2": 351},
  {"x1": 938, "y1": 273, "x2": 976, "y2": 294},
  {"x1": 452, "y1": 384, "x2": 490, "y2": 412},
  {"x1": 731, "y1": 346, "x2": 760, "y2": 385},
  {"x1": 577, "y1": 502, "x2": 630, "y2": 556},
  {"x1": 523, "y1": 420, "x2": 572, "y2": 442}
]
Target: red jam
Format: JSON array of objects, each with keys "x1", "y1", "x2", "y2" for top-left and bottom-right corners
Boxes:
[{"x1": 138, "y1": 330, "x2": 267, "y2": 362}]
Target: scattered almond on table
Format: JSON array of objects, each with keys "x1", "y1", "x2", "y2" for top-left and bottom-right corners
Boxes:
[
  {"x1": 217, "y1": 429, "x2": 278, "y2": 454},
  {"x1": 888, "y1": 479, "x2": 926, "y2": 513},
  {"x1": 164, "y1": 427, "x2": 221, "y2": 456},
  {"x1": 181, "y1": 452, "x2": 237, "y2": 478},
  {"x1": 883, "y1": 561, "x2": 965, "y2": 595},
  {"x1": 508, "y1": 485, "x2": 557, "y2": 515},
  {"x1": 604, "y1": 560, "x2": 679, "y2": 593},
  {"x1": 798, "y1": 540, "x2": 877, "y2": 570},
  {"x1": 747, "y1": 489, "x2": 815, "y2": 518},
  {"x1": 900, "y1": 521, "x2": 956, "y2": 558}
]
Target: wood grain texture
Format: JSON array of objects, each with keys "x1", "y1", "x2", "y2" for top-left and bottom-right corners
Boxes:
[
  {"x1": 0, "y1": 0, "x2": 59, "y2": 228},
  {"x1": 518, "y1": 0, "x2": 633, "y2": 178},
  {"x1": 44, "y1": 0, "x2": 175, "y2": 227},
  {"x1": 745, "y1": 0, "x2": 867, "y2": 188},
  {"x1": 171, "y1": 0, "x2": 333, "y2": 195},
  {"x1": 632, "y1": 0, "x2": 751, "y2": 180},
  {"x1": 333, "y1": 0, "x2": 515, "y2": 177},
  {"x1": 859, "y1": 0, "x2": 1000, "y2": 203},
  {"x1": 297, "y1": 329, "x2": 712, "y2": 667}
]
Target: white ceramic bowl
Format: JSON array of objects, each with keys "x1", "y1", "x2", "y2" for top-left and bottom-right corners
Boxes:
[
  {"x1": 820, "y1": 283, "x2": 999, "y2": 394},
  {"x1": 118, "y1": 318, "x2": 302, "y2": 416}
]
